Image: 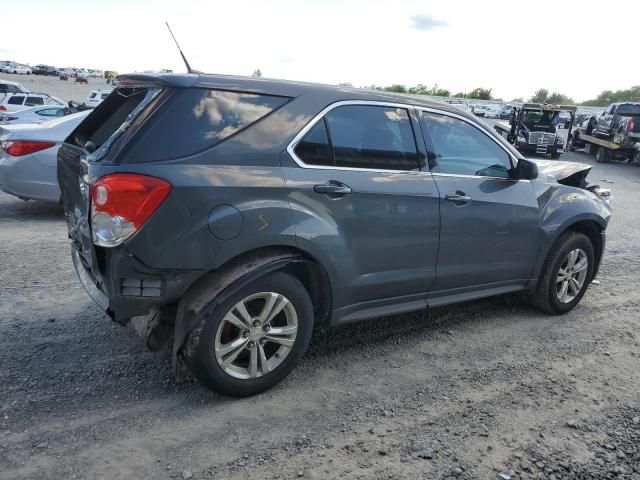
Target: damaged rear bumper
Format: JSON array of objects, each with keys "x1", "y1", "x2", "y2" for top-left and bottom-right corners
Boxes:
[{"x1": 71, "y1": 244, "x2": 203, "y2": 322}]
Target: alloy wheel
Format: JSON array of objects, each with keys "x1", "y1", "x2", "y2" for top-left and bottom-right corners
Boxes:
[
  {"x1": 556, "y1": 248, "x2": 588, "y2": 303},
  {"x1": 214, "y1": 292, "x2": 298, "y2": 379}
]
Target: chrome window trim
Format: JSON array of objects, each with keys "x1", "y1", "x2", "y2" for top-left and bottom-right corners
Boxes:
[
  {"x1": 286, "y1": 99, "x2": 527, "y2": 181},
  {"x1": 286, "y1": 100, "x2": 425, "y2": 175}
]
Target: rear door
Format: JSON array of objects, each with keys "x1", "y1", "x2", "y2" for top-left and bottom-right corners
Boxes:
[
  {"x1": 418, "y1": 109, "x2": 539, "y2": 302},
  {"x1": 282, "y1": 102, "x2": 440, "y2": 316}
]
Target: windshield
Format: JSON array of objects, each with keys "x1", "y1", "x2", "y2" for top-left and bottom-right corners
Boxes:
[{"x1": 522, "y1": 110, "x2": 559, "y2": 126}]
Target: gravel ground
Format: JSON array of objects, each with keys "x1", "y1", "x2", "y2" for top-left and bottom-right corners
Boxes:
[{"x1": 1, "y1": 147, "x2": 639, "y2": 480}]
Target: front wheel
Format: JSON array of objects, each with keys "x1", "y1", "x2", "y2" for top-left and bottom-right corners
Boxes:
[
  {"x1": 531, "y1": 232, "x2": 595, "y2": 315},
  {"x1": 186, "y1": 272, "x2": 313, "y2": 397}
]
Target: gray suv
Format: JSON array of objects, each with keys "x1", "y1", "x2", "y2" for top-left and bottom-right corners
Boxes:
[{"x1": 58, "y1": 73, "x2": 612, "y2": 396}]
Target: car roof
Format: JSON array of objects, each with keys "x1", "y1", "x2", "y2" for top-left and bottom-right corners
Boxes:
[
  {"x1": 116, "y1": 72, "x2": 476, "y2": 117},
  {"x1": 0, "y1": 78, "x2": 26, "y2": 87}
]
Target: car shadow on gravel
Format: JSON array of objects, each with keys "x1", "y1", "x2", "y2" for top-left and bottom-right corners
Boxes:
[{"x1": 0, "y1": 197, "x2": 63, "y2": 221}]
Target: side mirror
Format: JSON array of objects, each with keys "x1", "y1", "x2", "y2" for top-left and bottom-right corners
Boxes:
[{"x1": 512, "y1": 158, "x2": 538, "y2": 180}]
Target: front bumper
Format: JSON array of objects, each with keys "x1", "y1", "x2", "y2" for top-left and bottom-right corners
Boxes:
[
  {"x1": 516, "y1": 142, "x2": 562, "y2": 154},
  {"x1": 71, "y1": 244, "x2": 203, "y2": 322}
]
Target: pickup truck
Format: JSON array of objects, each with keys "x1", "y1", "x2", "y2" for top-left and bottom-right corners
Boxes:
[{"x1": 592, "y1": 102, "x2": 640, "y2": 146}]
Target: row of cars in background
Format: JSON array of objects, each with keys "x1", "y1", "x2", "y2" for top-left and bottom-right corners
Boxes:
[
  {"x1": 1, "y1": 60, "x2": 110, "y2": 79},
  {"x1": 0, "y1": 77, "x2": 113, "y2": 202}
]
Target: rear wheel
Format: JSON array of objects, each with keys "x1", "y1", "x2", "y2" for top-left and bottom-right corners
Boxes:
[
  {"x1": 531, "y1": 232, "x2": 594, "y2": 315},
  {"x1": 186, "y1": 272, "x2": 313, "y2": 397}
]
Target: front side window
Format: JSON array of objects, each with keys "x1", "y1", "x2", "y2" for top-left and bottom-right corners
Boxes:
[{"x1": 421, "y1": 111, "x2": 512, "y2": 178}]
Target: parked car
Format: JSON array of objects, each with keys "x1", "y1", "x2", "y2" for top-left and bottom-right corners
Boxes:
[
  {"x1": 591, "y1": 102, "x2": 640, "y2": 146},
  {"x1": 2, "y1": 63, "x2": 32, "y2": 75},
  {"x1": 0, "y1": 104, "x2": 86, "y2": 124},
  {"x1": 0, "y1": 110, "x2": 90, "y2": 202},
  {"x1": 85, "y1": 89, "x2": 112, "y2": 107},
  {"x1": 58, "y1": 73, "x2": 612, "y2": 397},
  {"x1": 499, "y1": 105, "x2": 514, "y2": 119},
  {"x1": 0, "y1": 79, "x2": 30, "y2": 99},
  {"x1": 75, "y1": 77, "x2": 88, "y2": 84},
  {"x1": 0, "y1": 92, "x2": 65, "y2": 112},
  {"x1": 472, "y1": 104, "x2": 489, "y2": 117},
  {"x1": 558, "y1": 111, "x2": 572, "y2": 129},
  {"x1": 33, "y1": 64, "x2": 58, "y2": 75},
  {"x1": 484, "y1": 105, "x2": 501, "y2": 118},
  {"x1": 88, "y1": 69, "x2": 104, "y2": 78}
]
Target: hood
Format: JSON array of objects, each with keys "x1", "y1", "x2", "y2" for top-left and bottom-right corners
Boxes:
[{"x1": 531, "y1": 159, "x2": 592, "y2": 187}]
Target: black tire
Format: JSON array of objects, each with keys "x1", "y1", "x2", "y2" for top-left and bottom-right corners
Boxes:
[
  {"x1": 186, "y1": 272, "x2": 313, "y2": 397},
  {"x1": 531, "y1": 232, "x2": 595, "y2": 315},
  {"x1": 595, "y1": 146, "x2": 610, "y2": 163},
  {"x1": 550, "y1": 151, "x2": 561, "y2": 159}
]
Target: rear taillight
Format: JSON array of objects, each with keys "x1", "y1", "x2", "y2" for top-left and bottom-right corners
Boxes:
[
  {"x1": 627, "y1": 118, "x2": 635, "y2": 132},
  {"x1": 91, "y1": 174, "x2": 171, "y2": 247},
  {"x1": 1, "y1": 140, "x2": 56, "y2": 156},
  {"x1": 0, "y1": 105, "x2": 6, "y2": 111}
]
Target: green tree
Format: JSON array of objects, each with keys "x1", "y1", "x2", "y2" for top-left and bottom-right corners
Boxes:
[
  {"x1": 547, "y1": 92, "x2": 574, "y2": 105},
  {"x1": 453, "y1": 92, "x2": 466, "y2": 98},
  {"x1": 581, "y1": 85, "x2": 640, "y2": 106},
  {"x1": 467, "y1": 88, "x2": 492, "y2": 100},
  {"x1": 510, "y1": 97, "x2": 524, "y2": 103},
  {"x1": 384, "y1": 84, "x2": 408, "y2": 93},
  {"x1": 530, "y1": 88, "x2": 549, "y2": 103},
  {"x1": 251, "y1": 69, "x2": 262, "y2": 78}
]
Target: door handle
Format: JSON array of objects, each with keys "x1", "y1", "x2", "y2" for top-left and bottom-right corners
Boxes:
[
  {"x1": 444, "y1": 191, "x2": 472, "y2": 205},
  {"x1": 313, "y1": 181, "x2": 352, "y2": 196}
]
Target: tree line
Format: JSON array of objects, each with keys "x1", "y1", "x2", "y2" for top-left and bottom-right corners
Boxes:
[
  {"x1": 341, "y1": 82, "x2": 640, "y2": 106},
  {"x1": 254, "y1": 70, "x2": 639, "y2": 106}
]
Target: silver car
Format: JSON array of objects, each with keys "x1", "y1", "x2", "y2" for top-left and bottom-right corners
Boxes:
[
  {"x1": 0, "y1": 105, "x2": 79, "y2": 125},
  {"x1": 0, "y1": 110, "x2": 90, "y2": 202}
]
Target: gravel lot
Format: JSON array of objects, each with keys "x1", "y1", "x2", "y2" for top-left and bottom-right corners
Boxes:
[
  {"x1": 1, "y1": 130, "x2": 640, "y2": 479},
  {"x1": 1, "y1": 72, "x2": 112, "y2": 104}
]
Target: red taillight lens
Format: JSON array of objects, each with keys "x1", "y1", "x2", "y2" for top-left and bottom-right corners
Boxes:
[
  {"x1": 91, "y1": 174, "x2": 171, "y2": 247},
  {"x1": 0, "y1": 105, "x2": 6, "y2": 111},
  {"x1": 628, "y1": 118, "x2": 635, "y2": 132},
  {"x1": 1, "y1": 140, "x2": 56, "y2": 156}
]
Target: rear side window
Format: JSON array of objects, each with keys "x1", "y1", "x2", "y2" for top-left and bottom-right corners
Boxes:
[
  {"x1": 26, "y1": 96, "x2": 45, "y2": 106},
  {"x1": 294, "y1": 105, "x2": 419, "y2": 171},
  {"x1": 127, "y1": 89, "x2": 289, "y2": 162},
  {"x1": 617, "y1": 104, "x2": 640, "y2": 116},
  {"x1": 325, "y1": 105, "x2": 418, "y2": 170},
  {"x1": 294, "y1": 119, "x2": 333, "y2": 166},
  {"x1": 8, "y1": 96, "x2": 24, "y2": 105}
]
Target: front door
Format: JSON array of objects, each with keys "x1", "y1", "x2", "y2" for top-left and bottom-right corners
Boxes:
[
  {"x1": 282, "y1": 102, "x2": 440, "y2": 314},
  {"x1": 418, "y1": 109, "x2": 540, "y2": 300}
]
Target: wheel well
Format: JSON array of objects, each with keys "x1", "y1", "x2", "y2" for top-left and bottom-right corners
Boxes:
[
  {"x1": 564, "y1": 220, "x2": 604, "y2": 277},
  {"x1": 211, "y1": 246, "x2": 332, "y2": 326}
]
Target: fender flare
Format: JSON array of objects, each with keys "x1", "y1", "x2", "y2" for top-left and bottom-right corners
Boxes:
[{"x1": 171, "y1": 249, "x2": 304, "y2": 374}]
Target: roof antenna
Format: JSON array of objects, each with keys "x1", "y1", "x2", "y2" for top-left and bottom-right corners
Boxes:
[{"x1": 165, "y1": 21, "x2": 198, "y2": 73}]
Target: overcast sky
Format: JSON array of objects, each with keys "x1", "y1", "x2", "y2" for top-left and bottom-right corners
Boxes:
[{"x1": 3, "y1": 0, "x2": 638, "y2": 102}]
